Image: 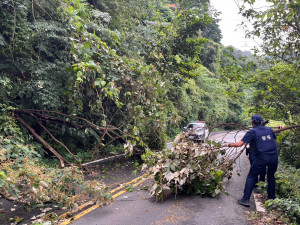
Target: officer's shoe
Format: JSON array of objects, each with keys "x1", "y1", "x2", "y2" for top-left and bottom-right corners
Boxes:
[{"x1": 237, "y1": 198, "x2": 250, "y2": 207}]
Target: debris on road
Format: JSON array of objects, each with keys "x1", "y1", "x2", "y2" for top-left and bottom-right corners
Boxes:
[{"x1": 142, "y1": 132, "x2": 245, "y2": 201}]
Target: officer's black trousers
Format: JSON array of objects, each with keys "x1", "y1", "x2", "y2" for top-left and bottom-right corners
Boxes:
[
  {"x1": 249, "y1": 153, "x2": 266, "y2": 184},
  {"x1": 243, "y1": 154, "x2": 278, "y2": 200}
]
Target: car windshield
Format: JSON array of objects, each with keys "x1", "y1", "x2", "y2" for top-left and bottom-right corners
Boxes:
[{"x1": 187, "y1": 123, "x2": 205, "y2": 129}]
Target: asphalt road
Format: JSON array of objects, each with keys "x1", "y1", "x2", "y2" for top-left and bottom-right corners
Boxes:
[{"x1": 71, "y1": 131, "x2": 255, "y2": 225}]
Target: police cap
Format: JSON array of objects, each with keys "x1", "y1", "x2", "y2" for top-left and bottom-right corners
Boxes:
[{"x1": 251, "y1": 115, "x2": 264, "y2": 123}]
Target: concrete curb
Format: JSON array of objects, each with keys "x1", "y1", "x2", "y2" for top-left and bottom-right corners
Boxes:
[
  {"x1": 253, "y1": 193, "x2": 266, "y2": 212},
  {"x1": 81, "y1": 153, "x2": 126, "y2": 166}
]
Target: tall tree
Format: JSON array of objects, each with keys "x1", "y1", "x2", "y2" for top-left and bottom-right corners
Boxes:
[{"x1": 241, "y1": 0, "x2": 300, "y2": 66}]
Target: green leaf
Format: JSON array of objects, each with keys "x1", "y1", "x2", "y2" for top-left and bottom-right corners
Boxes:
[
  {"x1": 175, "y1": 55, "x2": 182, "y2": 64},
  {"x1": 94, "y1": 80, "x2": 101, "y2": 86},
  {"x1": 100, "y1": 81, "x2": 106, "y2": 87},
  {"x1": 170, "y1": 164, "x2": 176, "y2": 171},
  {"x1": 0, "y1": 34, "x2": 7, "y2": 46},
  {"x1": 126, "y1": 184, "x2": 133, "y2": 192},
  {"x1": 68, "y1": 6, "x2": 74, "y2": 13},
  {"x1": 0, "y1": 171, "x2": 7, "y2": 179},
  {"x1": 116, "y1": 101, "x2": 123, "y2": 108},
  {"x1": 139, "y1": 186, "x2": 149, "y2": 190},
  {"x1": 83, "y1": 42, "x2": 91, "y2": 49}
]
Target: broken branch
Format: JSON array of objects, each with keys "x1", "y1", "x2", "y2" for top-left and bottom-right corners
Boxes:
[{"x1": 15, "y1": 114, "x2": 67, "y2": 167}]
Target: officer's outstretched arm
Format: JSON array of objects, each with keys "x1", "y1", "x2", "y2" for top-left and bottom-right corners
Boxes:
[{"x1": 225, "y1": 140, "x2": 245, "y2": 147}]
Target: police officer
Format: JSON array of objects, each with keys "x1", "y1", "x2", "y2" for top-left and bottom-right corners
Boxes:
[
  {"x1": 245, "y1": 119, "x2": 269, "y2": 187},
  {"x1": 226, "y1": 115, "x2": 278, "y2": 207}
]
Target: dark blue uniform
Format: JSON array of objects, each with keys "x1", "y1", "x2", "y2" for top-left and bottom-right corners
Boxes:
[{"x1": 241, "y1": 125, "x2": 278, "y2": 200}]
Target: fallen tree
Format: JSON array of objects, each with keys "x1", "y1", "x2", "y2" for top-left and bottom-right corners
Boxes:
[
  {"x1": 13, "y1": 109, "x2": 127, "y2": 168},
  {"x1": 141, "y1": 131, "x2": 245, "y2": 201}
]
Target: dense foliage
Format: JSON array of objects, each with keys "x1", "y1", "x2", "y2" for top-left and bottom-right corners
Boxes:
[
  {"x1": 241, "y1": 0, "x2": 300, "y2": 66},
  {"x1": 264, "y1": 163, "x2": 300, "y2": 224},
  {"x1": 0, "y1": 0, "x2": 245, "y2": 161}
]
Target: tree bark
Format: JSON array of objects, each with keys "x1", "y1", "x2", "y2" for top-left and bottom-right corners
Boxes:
[
  {"x1": 15, "y1": 114, "x2": 67, "y2": 167},
  {"x1": 273, "y1": 124, "x2": 300, "y2": 133}
]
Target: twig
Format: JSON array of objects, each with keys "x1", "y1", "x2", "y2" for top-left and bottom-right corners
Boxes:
[
  {"x1": 92, "y1": 129, "x2": 107, "y2": 156},
  {"x1": 14, "y1": 109, "x2": 124, "y2": 139}
]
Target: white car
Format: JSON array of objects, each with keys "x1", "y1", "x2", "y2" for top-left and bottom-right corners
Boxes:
[{"x1": 183, "y1": 121, "x2": 209, "y2": 142}]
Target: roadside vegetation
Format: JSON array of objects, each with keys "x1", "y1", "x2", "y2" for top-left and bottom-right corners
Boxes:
[
  {"x1": 239, "y1": 0, "x2": 300, "y2": 224},
  {"x1": 0, "y1": 0, "x2": 299, "y2": 223}
]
